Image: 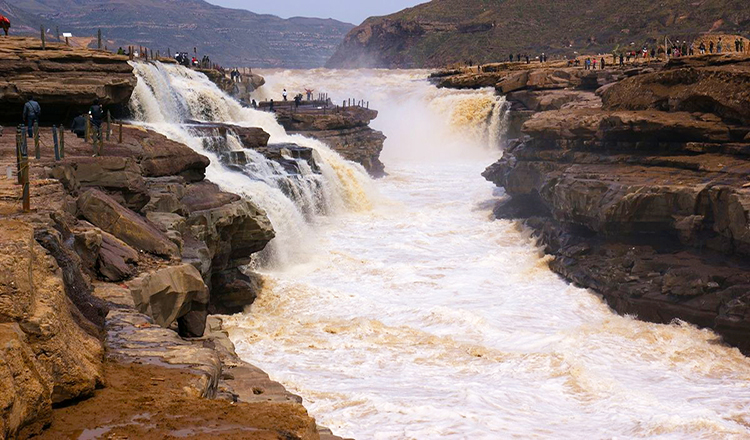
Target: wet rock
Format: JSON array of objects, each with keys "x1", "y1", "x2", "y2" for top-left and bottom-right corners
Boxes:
[
  {"x1": 209, "y1": 269, "x2": 264, "y2": 315},
  {"x1": 77, "y1": 189, "x2": 179, "y2": 258},
  {"x1": 128, "y1": 264, "x2": 209, "y2": 336}
]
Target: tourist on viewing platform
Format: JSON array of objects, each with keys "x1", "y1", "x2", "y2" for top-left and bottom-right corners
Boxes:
[
  {"x1": 600, "y1": 57, "x2": 605, "y2": 69},
  {"x1": 251, "y1": 99, "x2": 257, "y2": 109},
  {"x1": 592, "y1": 58, "x2": 597, "y2": 69},
  {"x1": 619, "y1": 53, "x2": 624, "y2": 66},
  {"x1": 294, "y1": 94, "x2": 302, "y2": 108},
  {"x1": 269, "y1": 99, "x2": 275, "y2": 112},
  {"x1": 509, "y1": 53, "x2": 513, "y2": 62},
  {"x1": 689, "y1": 45, "x2": 694, "y2": 56},
  {"x1": 651, "y1": 48, "x2": 656, "y2": 58},
  {"x1": 71, "y1": 114, "x2": 87, "y2": 138},
  {"x1": 709, "y1": 41, "x2": 715, "y2": 53},
  {"x1": 305, "y1": 89, "x2": 313, "y2": 101},
  {"x1": 89, "y1": 99, "x2": 104, "y2": 142},
  {"x1": 517, "y1": 53, "x2": 521, "y2": 62},
  {"x1": 717, "y1": 38, "x2": 723, "y2": 53},
  {"x1": 117, "y1": 47, "x2": 125, "y2": 55},
  {"x1": 22, "y1": 96, "x2": 41, "y2": 138},
  {"x1": 282, "y1": 89, "x2": 288, "y2": 101},
  {"x1": 0, "y1": 14, "x2": 9, "y2": 36},
  {"x1": 525, "y1": 55, "x2": 530, "y2": 64},
  {"x1": 699, "y1": 42, "x2": 706, "y2": 54}
]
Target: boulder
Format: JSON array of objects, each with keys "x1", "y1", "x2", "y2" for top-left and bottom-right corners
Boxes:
[
  {"x1": 77, "y1": 189, "x2": 179, "y2": 257},
  {"x1": 52, "y1": 157, "x2": 149, "y2": 211},
  {"x1": 209, "y1": 269, "x2": 264, "y2": 314},
  {"x1": 128, "y1": 264, "x2": 209, "y2": 334}
]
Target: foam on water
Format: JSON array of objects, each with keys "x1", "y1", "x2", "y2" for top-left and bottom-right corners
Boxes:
[{"x1": 220, "y1": 69, "x2": 750, "y2": 439}]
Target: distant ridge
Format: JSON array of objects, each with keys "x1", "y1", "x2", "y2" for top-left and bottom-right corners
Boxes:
[
  {"x1": 327, "y1": 0, "x2": 750, "y2": 68},
  {"x1": 4, "y1": 0, "x2": 354, "y2": 68}
]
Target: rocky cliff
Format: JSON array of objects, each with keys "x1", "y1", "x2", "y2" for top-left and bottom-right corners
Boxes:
[
  {"x1": 473, "y1": 53, "x2": 750, "y2": 354},
  {"x1": 327, "y1": 0, "x2": 750, "y2": 68},
  {"x1": 275, "y1": 105, "x2": 387, "y2": 177},
  {"x1": 0, "y1": 37, "x2": 135, "y2": 124}
]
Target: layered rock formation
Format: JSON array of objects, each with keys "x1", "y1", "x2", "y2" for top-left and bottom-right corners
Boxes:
[
  {"x1": 276, "y1": 106, "x2": 387, "y2": 177},
  {"x1": 0, "y1": 37, "x2": 135, "y2": 124},
  {"x1": 327, "y1": 0, "x2": 750, "y2": 68},
  {"x1": 479, "y1": 53, "x2": 750, "y2": 353}
]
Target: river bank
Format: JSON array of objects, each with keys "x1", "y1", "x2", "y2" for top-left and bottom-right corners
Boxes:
[{"x1": 436, "y1": 52, "x2": 750, "y2": 354}]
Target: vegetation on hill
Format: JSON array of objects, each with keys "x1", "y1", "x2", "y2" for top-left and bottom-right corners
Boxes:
[
  {"x1": 3, "y1": 0, "x2": 354, "y2": 68},
  {"x1": 327, "y1": 0, "x2": 750, "y2": 68}
]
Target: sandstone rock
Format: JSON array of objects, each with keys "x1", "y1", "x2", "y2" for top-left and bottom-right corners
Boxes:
[
  {"x1": 53, "y1": 156, "x2": 149, "y2": 211},
  {"x1": 77, "y1": 189, "x2": 179, "y2": 257},
  {"x1": 128, "y1": 264, "x2": 209, "y2": 334},
  {"x1": 0, "y1": 219, "x2": 104, "y2": 429},
  {"x1": 98, "y1": 232, "x2": 139, "y2": 282},
  {"x1": 209, "y1": 269, "x2": 263, "y2": 314},
  {"x1": 0, "y1": 37, "x2": 135, "y2": 124},
  {"x1": 0, "y1": 323, "x2": 51, "y2": 440},
  {"x1": 602, "y1": 60, "x2": 750, "y2": 125}
]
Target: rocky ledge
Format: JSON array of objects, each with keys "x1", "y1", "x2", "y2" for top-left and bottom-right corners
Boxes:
[
  {"x1": 274, "y1": 105, "x2": 387, "y2": 177},
  {"x1": 0, "y1": 124, "x2": 346, "y2": 439},
  {"x1": 0, "y1": 37, "x2": 136, "y2": 123},
  {"x1": 479, "y1": 53, "x2": 750, "y2": 354}
]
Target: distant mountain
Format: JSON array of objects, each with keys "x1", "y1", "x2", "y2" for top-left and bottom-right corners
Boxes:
[
  {"x1": 0, "y1": 0, "x2": 50, "y2": 34},
  {"x1": 327, "y1": 0, "x2": 750, "y2": 68},
  {"x1": 5, "y1": 0, "x2": 354, "y2": 68}
]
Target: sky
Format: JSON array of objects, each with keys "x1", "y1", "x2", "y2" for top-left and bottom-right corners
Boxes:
[{"x1": 205, "y1": 0, "x2": 429, "y2": 25}]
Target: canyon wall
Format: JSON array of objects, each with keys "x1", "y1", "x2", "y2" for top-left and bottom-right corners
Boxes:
[{"x1": 452, "y1": 54, "x2": 750, "y2": 353}]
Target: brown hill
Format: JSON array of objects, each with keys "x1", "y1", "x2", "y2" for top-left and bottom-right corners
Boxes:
[
  {"x1": 327, "y1": 0, "x2": 750, "y2": 68},
  {"x1": 4, "y1": 0, "x2": 354, "y2": 68}
]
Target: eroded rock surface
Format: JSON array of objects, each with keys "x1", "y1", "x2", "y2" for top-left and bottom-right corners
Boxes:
[{"x1": 482, "y1": 54, "x2": 750, "y2": 353}]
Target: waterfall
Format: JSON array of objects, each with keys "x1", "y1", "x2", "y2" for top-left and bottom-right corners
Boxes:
[{"x1": 128, "y1": 61, "x2": 374, "y2": 268}]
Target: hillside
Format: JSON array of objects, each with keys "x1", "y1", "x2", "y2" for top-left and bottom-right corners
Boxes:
[
  {"x1": 0, "y1": 0, "x2": 49, "y2": 34},
  {"x1": 4, "y1": 0, "x2": 354, "y2": 68},
  {"x1": 326, "y1": 0, "x2": 750, "y2": 68}
]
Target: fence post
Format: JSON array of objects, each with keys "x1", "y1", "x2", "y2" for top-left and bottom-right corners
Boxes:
[
  {"x1": 33, "y1": 121, "x2": 40, "y2": 159},
  {"x1": 118, "y1": 120, "x2": 123, "y2": 144},
  {"x1": 15, "y1": 126, "x2": 21, "y2": 184},
  {"x1": 60, "y1": 124, "x2": 65, "y2": 158},
  {"x1": 52, "y1": 126, "x2": 60, "y2": 161},
  {"x1": 40, "y1": 25, "x2": 46, "y2": 50},
  {"x1": 97, "y1": 28, "x2": 102, "y2": 50},
  {"x1": 21, "y1": 146, "x2": 30, "y2": 212},
  {"x1": 106, "y1": 110, "x2": 111, "y2": 141}
]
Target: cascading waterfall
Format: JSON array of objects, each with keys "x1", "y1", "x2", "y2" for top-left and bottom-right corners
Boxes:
[
  {"x1": 218, "y1": 68, "x2": 750, "y2": 440},
  {"x1": 128, "y1": 61, "x2": 374, "y2": 267}
]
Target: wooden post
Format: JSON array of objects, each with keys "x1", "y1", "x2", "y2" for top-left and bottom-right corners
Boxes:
[
  {"x1": 21, "y1": 147, "x2": 30, "y2": 212},
  {"x1": 118, "y1": 120, "x2": 123, "y2": 144},
  {"x1": 60, "y1": 124, "x2": 65, "y2": 158},
  {"x1": 40, "y1": 25, "x2": 46, "y2": 50},
  {"x1": 33, "y1": 121, "x2": 40, "y2": 159},
  {"x1": 15, "y1": 126, "x2": 21, "y2": 184},
  {"x1": 65, "y1": 36, "x2": 69, "y2": 46},
  {"x1": 97, "y1": 29, "x2": 102, "y2": 50},
  {"x1": 52, "y1": 126, "x2": 60, "y2": 161},
  {"x1": 106, "y1": 110, "x2": 111, "y2": 141}
]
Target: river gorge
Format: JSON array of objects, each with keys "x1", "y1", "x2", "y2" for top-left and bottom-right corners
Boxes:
[{"x1": 129, "y1": 66, "x2": 750, "y2": 439}]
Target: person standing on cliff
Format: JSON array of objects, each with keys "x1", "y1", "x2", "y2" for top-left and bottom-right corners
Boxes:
[
  {"x1": 282, "y1": 89, "x2": 288, "y2": 101},
  {"x1": 89, "y1": 99, "x2": 104, "y2": 142},
  {"x1": 619, "y1": 53, "x2": 624, "y2": 66},
  {"x1": 0, "y1": 15, "x2": 10, "y2": 36},
  {"x1": 22, "y1": 96, "x2": 41, "y2": 138},
  {"x1": 717, "y1": 38, "x2": 723, "y2": 53}
]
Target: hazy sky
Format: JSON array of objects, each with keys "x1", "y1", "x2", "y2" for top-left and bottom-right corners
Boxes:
[{"x1": 205, "y1": 0, "x2": 428, "y2": 24}]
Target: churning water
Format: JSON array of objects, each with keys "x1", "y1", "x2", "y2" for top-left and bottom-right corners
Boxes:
[{"x1": 131, "y1": 64, "x2": 750, "y2": 439}]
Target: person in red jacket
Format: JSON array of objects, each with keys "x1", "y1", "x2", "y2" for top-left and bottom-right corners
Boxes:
[{"x1": 0, "y1": 15, "x2": 10, "y2": 36}]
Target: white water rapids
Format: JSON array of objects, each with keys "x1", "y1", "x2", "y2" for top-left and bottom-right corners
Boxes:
[{"x1": 130, "y1": 65, "x2": 750, "y2": 439}]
